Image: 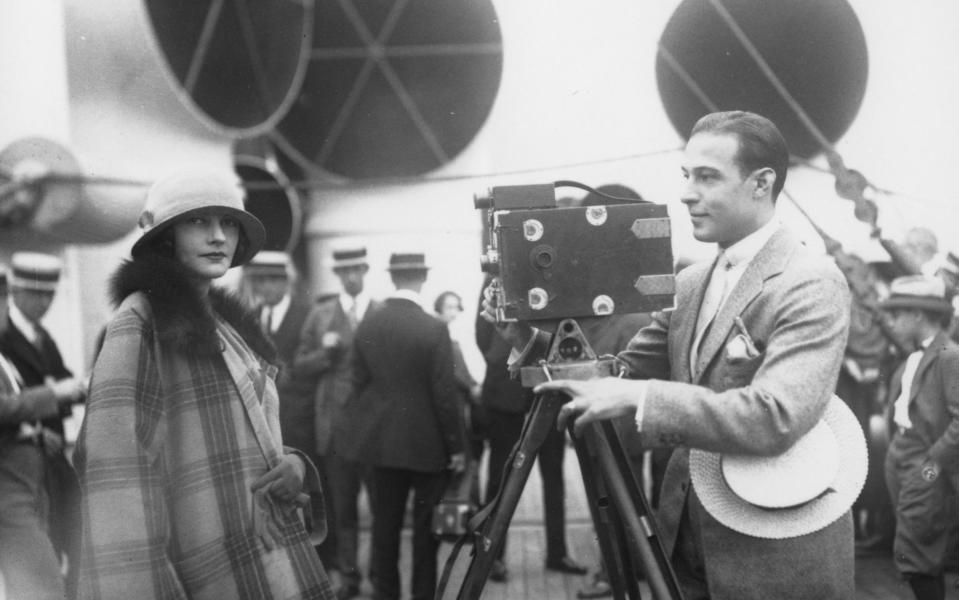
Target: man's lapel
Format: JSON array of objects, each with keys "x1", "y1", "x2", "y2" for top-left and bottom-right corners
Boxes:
[
  {"x1": 692, "y1": 228, "x2": 795, "y2": 384},
  {"x1": 910, "y1": 331, "x2": 949, "y2": 402},
  {"x1": 676, "y1": 260, "x2": 713, "y2": 384},
  {"x1": 4, "y1": 319, "x2": 45, "y2": 376}
]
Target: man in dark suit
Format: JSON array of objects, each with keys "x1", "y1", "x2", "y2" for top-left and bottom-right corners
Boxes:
[
  {"x1": 0, "y1": 252, "x2": 85, "y2": 597},
  {"x1": 293, "y1": 246, "x2": 379, "y2": 599},
  {"x1": 475, "y1": 290, "x2": 588, "y2": 582},
  {"x1": 0, "y1": 266, "x2": 84, "y2": 599},
  {"x1": 880, "y1": 275, "x2": 959, "y2": 600},
  {"x1": 487, "y1": 112, "x2": 854, "y2": 599},
  {"x1": 344, "y1": 252, "x2": 465, "y2": 600}
]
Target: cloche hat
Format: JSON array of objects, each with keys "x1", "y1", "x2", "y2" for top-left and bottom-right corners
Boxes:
[
  {"x1": 131, "y1": 171, "x2": 266, "y2": 267},
  {"x1": 689, "y1": 395, "x2": 867, "y2": 539}
]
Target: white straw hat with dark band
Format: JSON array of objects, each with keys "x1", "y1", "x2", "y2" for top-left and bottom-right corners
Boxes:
[{"x1": 689, "y1": 395, "x2": 867, "y2": 539}]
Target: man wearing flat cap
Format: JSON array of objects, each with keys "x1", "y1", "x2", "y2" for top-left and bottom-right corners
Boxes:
[
  {"x1": 342, "y1": 252, "x2": 465, "y2": 600},
  {"x1": 880, "y1": 275, "x2": 959, "y2": 600},
  {"x1": 292, "y1": 246, "x2": 380, "y2": 599},
  {"x1": 0, "y1": 251, "x2": 85, "y2": 594}
]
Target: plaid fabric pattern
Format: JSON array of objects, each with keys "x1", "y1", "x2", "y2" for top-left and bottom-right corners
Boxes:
[{"x1": 75, "y1": 293, "x2": 333, "y2": 599}]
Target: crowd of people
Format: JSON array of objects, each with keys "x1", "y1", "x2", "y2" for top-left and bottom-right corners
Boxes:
[{"x1": 0, "y1": 110, "x2": 956, "y2": 600}]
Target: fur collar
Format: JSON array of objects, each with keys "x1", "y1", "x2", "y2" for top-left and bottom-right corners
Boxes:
[{"x1": 110, "y1": 254, "x2": 276, "y2": 363}]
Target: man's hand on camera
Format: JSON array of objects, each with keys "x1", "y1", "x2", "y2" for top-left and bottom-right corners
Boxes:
[
  {"x1": 539, "y1": 377, "x2": 647, "y2": 437},
  {"x1": 480, "y1": 278, "x2": 534, "y2": 351}
]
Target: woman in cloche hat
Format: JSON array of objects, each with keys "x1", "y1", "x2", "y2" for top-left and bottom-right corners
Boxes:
[{"x1": 75, "y1": 172, "x2": 334, "y2": 599}]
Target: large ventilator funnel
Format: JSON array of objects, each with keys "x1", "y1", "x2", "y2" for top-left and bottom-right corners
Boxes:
[
  {"x1": 142, "y1": 0, "x2": 315, "y2": 136},
  {"x1": 234, "y1": 152, "x2": 304, "y2": 254}
]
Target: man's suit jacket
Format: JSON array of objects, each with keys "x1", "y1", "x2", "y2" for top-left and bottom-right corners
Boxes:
[
  {"x1": 475, "y1": 309, "x2": 530, "y2": 415},
  {"x1": 0, "y1": 317, "x2": 72, "y2": 434},
  {"x1": 294, "y1": 295, "x2": 382, "y2": 457},
  {"x1": 0, "y1": 354, "x2": 61, "y2": 431},
  {"x1": 886, "y1": 331, "x2": 959, "y2": 473},
  {"x1": 267, "y1": 294, "x2": 317, "y2": 455},
  {"x1": 527, "y1": 228, "x2": 853, "y2": 599},
  {"x1": 342, "y1": 297, "x2": 464, "y2": 472}
]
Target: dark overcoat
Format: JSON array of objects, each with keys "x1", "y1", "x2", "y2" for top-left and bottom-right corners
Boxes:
[{"x1": 340, "y1": 297, "x2": 464, "y2": 472}]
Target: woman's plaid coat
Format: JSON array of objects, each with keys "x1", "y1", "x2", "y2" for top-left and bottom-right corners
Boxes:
[{"x1": 75, "y1": 256, "x2": 334, "y2": 600}]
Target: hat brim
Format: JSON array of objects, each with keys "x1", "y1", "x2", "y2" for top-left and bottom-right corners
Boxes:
[
  {"x1": 131, "y1": 206, "x2": 266, "y2": 268},
  {"x1": 332, "y1": 258, "x2": 369, "y2": 270},
  {"x1": 878, "y1": 296, "x2": 953, "y2": 314},
  {"x1": 689, "y1": 395, "x2": 867, "y2": 539}
]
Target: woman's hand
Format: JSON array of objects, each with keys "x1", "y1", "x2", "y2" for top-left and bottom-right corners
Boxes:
[{"x1": 252, "y1": 454, "x2": 306, "y2": 503}]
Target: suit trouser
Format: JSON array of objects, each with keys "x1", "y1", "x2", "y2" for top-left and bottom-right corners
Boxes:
[
  {"x1": 369, "y1": 466, "x2": 447, "y2": 600},
  {"x1": 484, "y1": 407, "x2": 568, "y2": 561},
  {"x1": 885, "y1": 435, "x2": 958, "y2": 576},
  {"x1": 328, "y1": 452, "x2": 373, "y2": 587},
  {"x1": 0, "y1": 442, "x2": 65, "y2": 600}
]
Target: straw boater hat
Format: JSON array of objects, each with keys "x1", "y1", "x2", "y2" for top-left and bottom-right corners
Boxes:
[
  {"x1": 689, "y1": 395, "x2": 867, "y2": 539},
  {"x1": 131, "y1": 171, "x2": 266, "y2": 267},
  {"x1": 9, "y1": 252, "x2": 62, "y2": 292},
  {"x1": 387, "y1": 252, "x2": 429, "y2": 271},
  {"x1": 244, "y1": 250, "x2": 291, "y2": 278},
  {"x1": 878, "y1": 275, "x2": 953, "y2": 314},
  {"x1": 331, "y1": 246, "x2": 369, "y2": 270}
]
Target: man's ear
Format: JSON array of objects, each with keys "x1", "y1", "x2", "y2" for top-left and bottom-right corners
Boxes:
[{"x1": 753, "y1": 168, "x2": 776, "y2": 198}]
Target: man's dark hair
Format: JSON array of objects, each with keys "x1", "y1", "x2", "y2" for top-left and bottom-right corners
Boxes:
[
  {"x1": 390, "y1": 269, "x2": 427, "y2": 288},
  {"x1": 691, "y1": 111, "x2": 789, "y2": 200}
]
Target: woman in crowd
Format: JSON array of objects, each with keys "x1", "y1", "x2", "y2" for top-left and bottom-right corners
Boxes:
[
  {"x1": 75, "y1": 172, "x2": 334, "y2": 599},
  {"x1": 434, "y1": 290, "x2": 483, "y2": 466}
]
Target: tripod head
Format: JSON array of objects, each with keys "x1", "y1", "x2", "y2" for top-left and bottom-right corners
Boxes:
[{"x1": 518, "y1": 318, "x2": 623, "y2": 389}]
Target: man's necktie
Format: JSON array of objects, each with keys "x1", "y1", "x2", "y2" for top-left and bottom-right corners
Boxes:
[
  {"x1": 346, "y1": 300, "x2": 358, "y2": 330},
  {"x1": 690, "y1": 254, "x2": 731, "y2": 373},
  {"x1": 262, "y1": 307, "x2": 273, "y2": 335}
]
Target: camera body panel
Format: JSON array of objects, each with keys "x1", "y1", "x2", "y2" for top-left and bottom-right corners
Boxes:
[{"x1": 480, "y1": 185, "x2": 675, "y2": 321}]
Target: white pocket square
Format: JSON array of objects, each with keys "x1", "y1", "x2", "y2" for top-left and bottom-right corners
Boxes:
[{"x1": 726, "y1": 334, "x2": 758, "y2": 362}]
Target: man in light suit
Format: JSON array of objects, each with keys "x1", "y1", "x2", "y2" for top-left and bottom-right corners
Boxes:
[
  {"x1": 293, "y1": 246, "x2": 380, "y2": 599},
  {"x1": 880, "y1": 275, "x2": 959, "y2": 600},
  {"x1": 485, "y1": 111, "x2": 853, "y2": 599},
  {"x1": 343, "y1": 252, "x2": 465, "y2": 600}
]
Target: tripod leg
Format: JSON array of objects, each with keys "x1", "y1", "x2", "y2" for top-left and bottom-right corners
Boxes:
[
  {"x1": 455, "y1": 393, "x2": 565, "y2": 600},
  {"x1": 588, "y1": 422, "x2": 685, "y2": 600},
  {"x1": 571, "y1": 429, "x2": 641, "y2": 600}
]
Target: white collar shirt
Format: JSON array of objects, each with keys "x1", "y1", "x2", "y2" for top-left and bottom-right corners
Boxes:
[
  {"x1": 893, "y1": 335, "x2": 936, "y2": 430},
  {"x1": 261, "y1": 294, "x2": 291, "y2": 334},
  {"x1": 339, "y1": 291, "x2": 371, "y2": 323},
  {"x1": 389, "y1": 288, "x2": 422, "y2": 307},
  {"x1": 717, "y1": 217, "x2": 781, "y2": 303}
]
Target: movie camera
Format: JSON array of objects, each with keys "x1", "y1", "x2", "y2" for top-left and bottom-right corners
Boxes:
[
  {"x1": 474, "y1": 181, "x2": 675, "y2": 322},
  {"x1": 438, "y1": 182, "x2": 683, "y2": 600}
]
